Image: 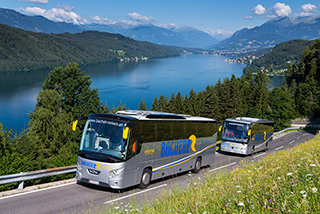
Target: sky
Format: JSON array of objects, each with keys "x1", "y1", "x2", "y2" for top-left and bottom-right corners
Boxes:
[{"x1": 1, "y1": 0, "x2": 320, "y2": 38}]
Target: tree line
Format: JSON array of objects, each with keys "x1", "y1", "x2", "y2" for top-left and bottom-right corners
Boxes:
[{"x1": 1, "y1": 40, "x2": 320, "y2": 190}]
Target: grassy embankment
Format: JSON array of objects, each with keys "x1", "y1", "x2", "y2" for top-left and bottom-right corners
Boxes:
[{"x1": 98, "y1": 133, "x2": 320, "y2": 213}]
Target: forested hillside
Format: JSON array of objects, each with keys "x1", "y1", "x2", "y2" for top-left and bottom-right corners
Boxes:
[
  {"x1": 286, "y1": 40, "x2": 320, "y2": 117},
  {"x1": 0, "y1": 24, "x2": 180, "y2": 72},
  {"x1": 244, "y1": 39, "x2": 315, "y2": 74}
]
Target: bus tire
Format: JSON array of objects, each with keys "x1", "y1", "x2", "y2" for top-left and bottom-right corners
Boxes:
[
  {"x1": 264, "y1": 143, "x2": 268, "y2": 152},
  {"x1": 192, "y1": 157, "x2": 201, "y2": 173},
  {"x1": 139, "y1": 168, "x2": 152, "y2": 189}
]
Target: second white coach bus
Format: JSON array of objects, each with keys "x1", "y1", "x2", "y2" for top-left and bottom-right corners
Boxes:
[
  {"x1": 73, "y1": 110, "x2": 218, "y2": 189},
  {"x1": 220, "y1": 117, "x2": 274, "y2": 155}
]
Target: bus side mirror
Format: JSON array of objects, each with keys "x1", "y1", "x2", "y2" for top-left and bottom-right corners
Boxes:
[
  {"x1": 72, "y1": 120, "x2": 78, "y2": 131},
  {"x1": 72, "y1": 117, "x2": 88, "y2": 131},
  {"x1": 247, "y1": 129, "x2": 251, "y2": 136},
  {"x1": 123, "y1": 127, "x2": 129, "y2": 139},
  {"x1": 219, "y1": 125, "x2": 222, "y2": 132}
]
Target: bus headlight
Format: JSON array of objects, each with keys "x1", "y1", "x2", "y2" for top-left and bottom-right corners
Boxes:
[{"x1": 109, "y1": 167, "x2": 124, "y2": 179}]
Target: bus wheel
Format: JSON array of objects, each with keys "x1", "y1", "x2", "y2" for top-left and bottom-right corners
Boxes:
[
  {"x1": 139, "y1": 168, "x2": 152, "y2": 189},
  {"x1": 264, "y1": 143, "x2": 269, "y2": 152},
  {"x1": 192, "y1": 157, "x2": 201, "y2": 173}
]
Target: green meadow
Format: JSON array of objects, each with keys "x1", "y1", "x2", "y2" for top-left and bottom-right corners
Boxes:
[{"x1": 100, "y1": 133, "x2": 320, "y2": 213}]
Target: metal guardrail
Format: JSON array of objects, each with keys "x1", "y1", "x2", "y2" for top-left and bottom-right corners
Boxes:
[
  {"x1": 0, "y1": 165, "x2": 76, "y2": 190},
  {"x1": 0, "y1": 127, "x2": 305, "y2": 191},
  {"x1": 273, "y1": 127, "x2": 302, "y2": 139}
]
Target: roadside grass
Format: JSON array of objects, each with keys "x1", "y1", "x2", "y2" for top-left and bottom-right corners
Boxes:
[{"x1": 101, "y1": 134, "x2": 320, "y2": 213}]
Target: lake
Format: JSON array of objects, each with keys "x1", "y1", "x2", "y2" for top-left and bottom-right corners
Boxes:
[{"x1": 0, "y1": 54, "x2": 281, "y2": 133}]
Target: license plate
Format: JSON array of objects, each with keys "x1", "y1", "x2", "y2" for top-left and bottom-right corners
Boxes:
[{"x1": 89, "y1": 180, "x2": 99, "y2": 185}]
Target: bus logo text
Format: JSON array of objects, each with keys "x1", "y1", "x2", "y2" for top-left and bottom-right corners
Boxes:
[
  {"x1": 81, "y1": 161, "x2": 101, "y2": 170},
  {"x1": 144, "y1": 147, "x2": 155, "y2": 155},
  {"x1": 160, "y1": 135, "x2": 196, "y2": 157}
]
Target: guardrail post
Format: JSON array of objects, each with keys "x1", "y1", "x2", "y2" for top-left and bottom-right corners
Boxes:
[
  {"x1": 18, "y1": 181, "x2": 24, "y2": 190},
  {"x1": 18, "y1": 172, "x2": 24, "y2": 190}
]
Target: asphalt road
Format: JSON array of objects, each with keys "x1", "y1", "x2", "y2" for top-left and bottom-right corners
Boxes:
[{"x1": 0, "y1": 130, "x2": 315, "y2": 214}]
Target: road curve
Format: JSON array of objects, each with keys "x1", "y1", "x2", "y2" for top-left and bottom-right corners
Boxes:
[{"x1": 0, "y1": 130, "x2": 315, "y2": 214}]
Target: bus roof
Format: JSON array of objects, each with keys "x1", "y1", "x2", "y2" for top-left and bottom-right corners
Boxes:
[
  {"x1": 115, "y1": 110, "x2": 216, "y2": 122},
  {"x1": 226, "y1": 117, "x2": 274, "y2": 124}
]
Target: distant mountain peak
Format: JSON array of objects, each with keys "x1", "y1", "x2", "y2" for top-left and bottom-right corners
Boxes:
[
  {"x1": 0, "y1": 7, "x2": 82, "y2": 33},
  {"x1": 214, "y1": 14, "x2": 320, "y2": 51},
  {"x1": 174, "y1": 25, "x2": 198, "y2": 32}
]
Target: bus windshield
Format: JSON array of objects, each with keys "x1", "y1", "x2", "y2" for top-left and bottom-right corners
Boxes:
[
  {"x1": 79, "y1": 118, "x2": 129, "y2": 162},
  {"x1": 222, "y1": 122, "x2": 250, "y2": 143}
]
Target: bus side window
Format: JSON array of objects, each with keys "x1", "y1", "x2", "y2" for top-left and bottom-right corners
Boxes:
[{"x1": 127, "y1": 138, "x2": 141, "y2": 158}]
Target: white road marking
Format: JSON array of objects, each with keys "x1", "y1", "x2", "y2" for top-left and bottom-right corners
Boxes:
[
  {"x1": 0, "y1": 182, "x2": 76, "y2": 200},
  {"x1": 275, "y1": 146, "x2": 284, "y2": 151},
  {"x1": 289, "y1": 140, "x2": 295, "y2": 145},
  {"x1": 253, "y1": 153, "x2": 266, "y2": 159},
  {"x1": 104, "y1": 184, "x2": 167, "y2": 204},
  {"x1": 297, "y1": 136, "x2": 300, "y2": 140},
  {"x1": 209, "y1": 162, "x2": 237, "y2": 172}
]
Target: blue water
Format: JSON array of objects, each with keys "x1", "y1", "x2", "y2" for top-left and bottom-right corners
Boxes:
[{"x1": 0, "y1": 54, "x2": 253, "y2": 133}]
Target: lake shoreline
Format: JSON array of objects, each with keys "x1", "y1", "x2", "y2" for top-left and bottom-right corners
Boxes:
[{"x1": 1, "y1": 54, "x2": 280, "y2": 133}]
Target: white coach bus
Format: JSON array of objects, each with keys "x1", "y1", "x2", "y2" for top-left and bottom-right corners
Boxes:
[
  {"x1": 73, "y1": 110, "x2": 218, "y2": 189},
  {"x1": 220, "y1": 117, "x2": 274, "y2": 155}
]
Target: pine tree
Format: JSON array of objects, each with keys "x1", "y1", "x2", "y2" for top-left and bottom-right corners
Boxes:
[
  {"x1": 219, "y1": 78, "x2": 231, "y2": 118},
  {"x1": 253, "y1": 72, "x2": 270, "y2": 118},
  {"x1": 112, "y1": 101, "x2": 127, "y2": 113},
  {"x1": 175, "y1": 92, "x2": 184, "y2": 114},
  {"x1": 186, "y1": 89, "x2": 199, "y2": 116},
  {"x1": 151, "y1": 96, "x2": 159, "y2": 111},
  {"x1": 202, "y1": 85, "x2": 220, "y2": 122},
  {"x1": 239, "y1": 72, "x2": 256, "y2": 117},
  {"x1": 158, "y1": 94, "x2": 168, "y2": 112},
  {"x1": 168, "y1": 93, "x2": 176, "y2": 113},
  {"x1": 267, "y1": 87, "x2": 296, "y2": 131},
  {"x1": 138, "y1": 99, "x2": 147, "y2": 110},
  {"x1": 229, "y1": 74, "x2": 242, "y2": 118}
]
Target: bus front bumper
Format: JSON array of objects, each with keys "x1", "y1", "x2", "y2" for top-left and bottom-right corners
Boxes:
[{"x1": 220, "y1": 141, "x2": 248, "y2": 155}]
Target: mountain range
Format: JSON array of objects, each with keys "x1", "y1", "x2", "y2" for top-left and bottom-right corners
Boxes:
[
  {"x1": 0, "y1": 8, "x2": 218, "y2": 48},
  {"x1": 214, "y1": 16, "x2": 320, "y2": 51},
  {"x1": 2, "y1": 7, "x2": 320, "y2": 51}
]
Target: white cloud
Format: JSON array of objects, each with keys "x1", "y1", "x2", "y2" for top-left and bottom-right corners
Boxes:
[
  {"x1": 244, "y1": 16, "x2": 253, "y2": 20},
  {"x1": 18, "y1": 7, "x2": 46, "y2": 16},
  {"x1": 90, "y1": 15, "x2": 116, "y2": 25},
  {"x1": 204, "y1": 28, "x2": 233, "y2": 38},
  {"x1": 252, "y1": 4, "x2": 266, "y2": 15},
  {"x1": 18, "y1": 6, "x2": 87, "y2": 25},
  {"x1": 18, "y1": 0, "x2": 49, "y2": 4},
  {"x1": 158, "y1": 23, "x2": 178, "y2": 30},
  {"x1": 127, "y1": 12, "x2": 155, "y2": 24},
  {"x1": 299, "y1": 3, "x2": 318, "y2": 16},
  {"x1": 273, "y1": 3, "x2": 291, "y2": 17}
]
